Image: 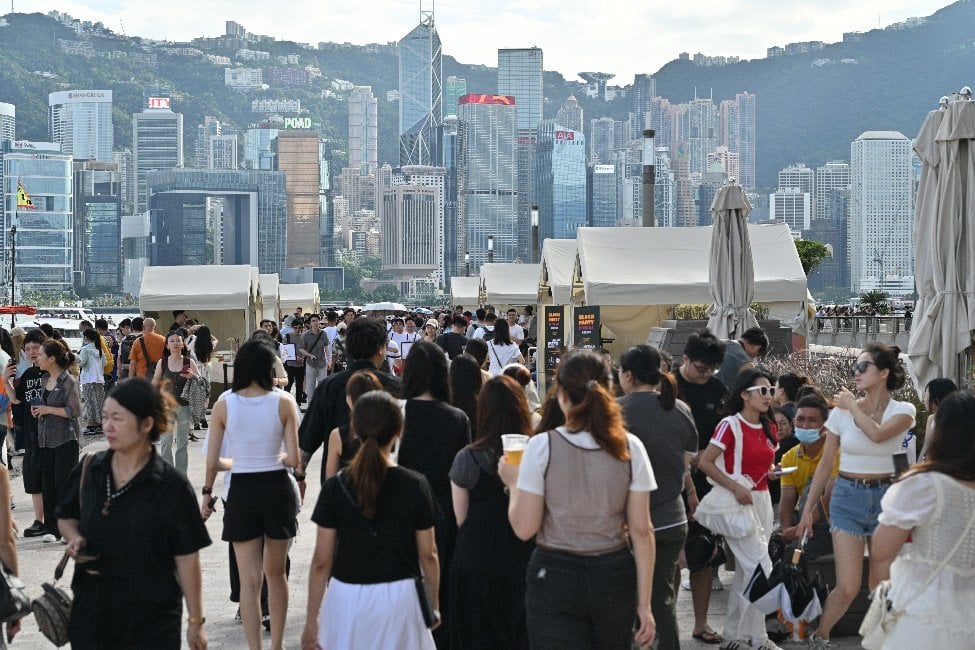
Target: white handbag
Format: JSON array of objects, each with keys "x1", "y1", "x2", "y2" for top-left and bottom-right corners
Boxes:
[{"x1": 694, "y1": 416, "x2": 759, "y2": 540}]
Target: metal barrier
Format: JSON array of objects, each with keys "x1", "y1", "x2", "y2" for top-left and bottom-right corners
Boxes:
[{"x1": 806, "y1": 316, "x2": 912, "y2": 348}]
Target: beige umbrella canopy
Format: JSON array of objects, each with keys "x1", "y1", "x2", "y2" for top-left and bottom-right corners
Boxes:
[
  {"x1": 908, "y1": 94, "x2": 975, "y2": 388},
  {"x1": 707, "y1": 180, "x2": 759, "y2": 339}
]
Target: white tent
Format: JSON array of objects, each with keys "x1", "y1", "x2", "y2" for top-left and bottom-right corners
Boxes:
[
  {"x1": 279, "y1": 283, "x2": 320, "y2": 315},
  {"x1": 538, "y1": 239, "x2": 578, "y2": 304},
  {"x1": 449, "y1": 277, "x2": 481, "y2": 308},
  {"x1": 572, "y1": 224, "x2": 807, "y2": 349},
  {"x1": 258, "y1": 274, "x2": 279, "y2": 324},
  {"x1": 140, "y1": 265, "x2": 259, "y2": 344},
  {"x1": 479, "y1": 263, "x2": 543, "y2": 306}
]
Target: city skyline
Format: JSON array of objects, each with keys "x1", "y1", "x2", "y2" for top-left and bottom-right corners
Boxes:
[{"x1": 31, "y1": 1, "x2": 951, "y2": 81}]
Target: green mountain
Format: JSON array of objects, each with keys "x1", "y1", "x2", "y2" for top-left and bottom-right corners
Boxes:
[{"x1": 1, "y1": 3, "x2": 974, "y2": 187}]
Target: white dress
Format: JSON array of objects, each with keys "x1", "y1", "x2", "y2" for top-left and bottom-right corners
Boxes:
[{"x1": 878, "y1": 471, "x2": 975, "y2": 649}]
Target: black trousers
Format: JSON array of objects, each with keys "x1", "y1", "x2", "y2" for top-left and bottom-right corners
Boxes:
[
  {"x1": 284, "y1": 366, "x2": 306, "y2": 404},
  {"x1": 40, "y1": 439, "x2": 79, "y2": 537}
]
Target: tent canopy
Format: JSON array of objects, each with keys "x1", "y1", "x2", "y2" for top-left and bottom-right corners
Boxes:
[
  {"x1": 140, "y1": 265, "x2": 257, "y2": 311},
  {"x1": 450, "y1": 277, "x2": 481, "y2": 308},
  {"x1": 574, "y1": 224, "x2": 806, "y2": 306},
  {"x1": 480, "y1": 263, "x2": 542, "y2": 305},
  {"x1": 278, "y1": 283, "x2": 320, "y2": 314},
  {"x1": 259, "y1": 274, "x2": 279, "y2": 322},
  {"x1": 539, "y1": 239, "x2": 578, "y2": 304}
]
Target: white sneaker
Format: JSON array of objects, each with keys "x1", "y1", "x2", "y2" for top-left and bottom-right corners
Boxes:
[
  {"x1": 751, "y1": 639, "x2": 783, "y2": 650},
  {"x1": 807, "y1": 633, "x2": 832, "y2": 649},
  {"x1": 712, "y1": 575, "x2": 725, "y2": 591},
  {"x1": 680, "y1": 577, "x2": 691, "y2": 590},
  {"x1": 41, "y1": 533, "x2": 57, "y2": 543}
]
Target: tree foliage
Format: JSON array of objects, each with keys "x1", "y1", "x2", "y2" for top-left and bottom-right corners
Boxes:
[
  {"x1": 859, "y1": 289, "x2": 890, "y2": 313},
  {"x1": 794, "y1": 239, "x2": 830, "y2": 275}
]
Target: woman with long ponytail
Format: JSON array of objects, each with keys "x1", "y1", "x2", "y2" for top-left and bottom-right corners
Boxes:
[
  {"x1": 499, "y1": 349, "x2": 657, "y2": 649},
  {"x1": 303, "y1": 390, "x2": 440, "y2": 650}
]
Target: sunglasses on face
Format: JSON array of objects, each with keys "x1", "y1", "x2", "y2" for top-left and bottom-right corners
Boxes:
[
  {"x1": 745, "y1": 385, "x2": 773, "y2": 397},
  {"x1": 852, "y1": 360, "x2": 877, "y2": 375}
]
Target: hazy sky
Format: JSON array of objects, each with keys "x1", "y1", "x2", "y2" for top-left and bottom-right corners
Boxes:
[{"x1": 43, "y1": 0, "x2": 953, "y2": 81}]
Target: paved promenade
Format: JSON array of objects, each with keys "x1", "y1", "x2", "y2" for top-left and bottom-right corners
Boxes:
[{"x1": 9, "y1": 433, "x2": 862, "y2": 648}]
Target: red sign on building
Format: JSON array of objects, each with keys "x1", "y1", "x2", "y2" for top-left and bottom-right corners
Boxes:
[
  {"x1": 147, "y1": 97, "x2": 171, "y2": 109},
  {"x1": 554, "y1": 131, "x2": 575, "y2": 141},
  {"x1": 458, "y1": 94, "x2": 516, "y2": 106}
]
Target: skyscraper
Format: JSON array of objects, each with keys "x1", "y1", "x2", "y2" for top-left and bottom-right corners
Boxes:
[
  {"x1": 735, "y1": 92, "x2": 756, "y2": 191},
  {"x1": 498, "y1": 47, "x2": 544, "y2": 261},
  {"x1": 399, "y1": 12, "x2": 442, "y2": 166},
  {"x1": 849, "y1": 131, "x2": 914, "y2": 294},
  {"x1": 382, "y1": 183, "x2": 440, "y2": 289},
  {"x1": 778, "y1": 163, "x2": 814, "y2": 193},
  {"x1": 815, "y1": 161, "x2": 851, "y2": 221},
  {"x1": 632, "y1": 74, "x2": 656, "y2": 138},
  {"x1": 443, "y1": 77, "x2": 467, "y2": 118},
  {"x1": 275, "y1": 130, "x2": 327, "y2": 268},
  {"x1": 399, "y1": 165, "x2": 447, "y2": 285},
  {"x1": 49, "y1": 90, "x2": 113, "y2": 162},
  {"x1": 348, "y1": 86, "x2": 378, "y2": 174},
  {"x1": 133, "y1": 100, "x2": 184, "y2": 213},
  {"x1": 457, "y1": 94, "x2": 518, "y2": 271},
  {"x1": 535, "y1": 119, "x2": 586, "y2": 241},
  {"x1": 0, "y1": 103, "x2": 13, "y2": 143},
  {"x1": 674, "y1": 97, "x2": 718, "y2": 178},
  {"x1": 555, "y1": 96, "x2": 583, "y2": 133},
  {"x1": 112, "y1": 148, "x2": 135, "y2": 215},
  {"x1": 588, "y1": 165, "x2": 617, "y2": 227},
  {"x1": 196, "y1": 115, "x2": 222, "y2": 168},
  {"x1": 73, "y1": 161, "x2": 121, "y2": 290},
  {"x1": 589, "y1": 117, "x2": 616, "y2": 165},
  {"x1": 208, "y1": 134, "x2": 238, "y2": 170},
  {"x1": 440, "y1": 116, "x2": 460, "y2": 279},
  {"x1": 2, "y1": 141, "x2": 74, "y2": 292}
]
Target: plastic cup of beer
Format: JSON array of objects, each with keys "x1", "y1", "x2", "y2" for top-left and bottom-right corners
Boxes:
[{"x1": 501, "y1": 434, "x2": 529, "y2": 466}]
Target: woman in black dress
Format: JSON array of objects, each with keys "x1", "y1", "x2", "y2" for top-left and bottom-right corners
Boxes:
[
  {"x1": 397, "y1": 341, "x2": 471, "y2": 648},
  {"x1": 449, "y1": 375, "x2": 534, "y2": 649},
  {"x1": 56, "y1": 379, "x2": 211, "y2": 649}
]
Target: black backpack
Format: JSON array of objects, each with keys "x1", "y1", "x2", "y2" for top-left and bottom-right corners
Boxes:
[{"x1": 119, "y1": 333, "x2": 139, "y2": 365}]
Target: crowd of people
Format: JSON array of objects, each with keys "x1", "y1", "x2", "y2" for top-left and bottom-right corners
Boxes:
[{"x1": 0, "y1": 304, "x2": 970, "y2": 650}]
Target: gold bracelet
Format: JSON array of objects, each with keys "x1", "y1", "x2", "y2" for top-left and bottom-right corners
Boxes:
[{"x1": 188, "y1": 616, "x2": 206, "y2": 625}]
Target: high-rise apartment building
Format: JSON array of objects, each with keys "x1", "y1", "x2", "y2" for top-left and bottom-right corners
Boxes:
[
  {"x1": 133, "y1": 102, "x2": 184, "y2": 212},
  {"x1": 735, "y1": 92, "x2": 756, "y2": 191},
  {"x1": 112, "y1": 148, "x2": 135, "y2": 214},
  {"x1": 588, "y1": 165, "x2": 617, "y2": 227},
  {"x1": 632, "y1": 74, "x2": 656, "y2": 137},
  {"x1": 0, "y1": 103, "x2": 14, "y2": 143},
  {"x1": 555, "y1": 96, "x2": 583, "y2": 133},
  {"x1": 849, "y1": 131, "x2": 914, "y2": 294},
  {"x1": 196, "y1": 116, "x2": 222, "y2": 168},
  {"x1": 674, "y1": 98, "x2": 718, "y2": 179},
  {"x1": 349, "y1": 86, "x2": 378, "y2": 174},
  {"x1": 653, "y1": 148, "x2": 676, "y2": 227},
  {"x1": 770, "y1": 188, "x2": 812, "y2": 233},
  {"x1": 457, "y1": 94, "x2": 518, "y2": 271},
  {"x1": 2, "y1": 141, "x2": 74, "y2": 292},
  {"x1": 399, "y1": 13, "x2": 442, "y2": 166},
  {"x1": 498, "y1": 47, "x2": 544, "y2": 262},
  {"x1": 536, "y1": 119, "x2": 586, "y2": 241},
  {"x1": 49, "y1": 90, "x2": 113, "y2": 162},
  {"x1": 275, "y1": 130, "x2": 327, "y2": 268},
  {"x1": 778, "y1": 163, "x2": 814, "y2": 193},
  {"x1": 815, "y1": 160, "x2": 851, "y2": 221},
  {"x1": 209, "y1": 134, "x2": 238, "y2": 170}
]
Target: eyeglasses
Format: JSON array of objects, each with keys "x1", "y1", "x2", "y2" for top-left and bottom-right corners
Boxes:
[
  {"x1": 852, "y1": 360, "x2": 877, "y2": 375},
  {"x1": 745, "y1": 386, "x2": 773, "y2": 397},
  {"x1": 691, "y1": 362, "x2": 719, "y2": 375}
]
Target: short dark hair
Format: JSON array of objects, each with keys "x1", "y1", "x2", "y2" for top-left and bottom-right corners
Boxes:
[
  {"x1": 475, "y1": 308, "x2": 487, "y2": 321},
  {"x1": 740, "y1": 327, "x2": 769, "y2": 355},
  {"x1": 464, "y1": 337, "x2": 488, "y2": 367},
  {"x1": 232, "y1": 340, "x2": 275, "y2": 391},
  {"x1": 119, "y1": 318, "x2": 132, "y2": 329},
  {"x1": 451, "y1": 314, "x2": 468, "y2": 328},
  {"x1": 131, "y1": 317, "x2": 145, "y2": 331},
  {"x1": 172, "y1": 310, "x2": 186, "y2": 319},
  {"x1": 345, "y1": 318, "x2": 387, "y2": 361},
  {"x1": 483, "y1": 312, "x2": 497, "y2": 324},
  {"x1": 95, "y1": 318, "x2": 109, "y2": 331},
  {"x1": 926, "y1": 378, "x2": 958, "y2": 410},
  {"x1": 23, "y1": 329, "x2": 47, "y2": 346},
  {"x1": 683, "y1": 329, "x2": 725, "y2": 366},
  {"x1": 795, "y1": 395, "x2": 829, "y2": 422}
]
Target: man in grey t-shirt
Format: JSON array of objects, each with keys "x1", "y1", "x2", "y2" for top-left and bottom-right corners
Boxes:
[
  {"x1": 299, "y1": 314, "x2": 330, "y2": 401},
  {"x1": 715, "y1": 326, "x2": 768, "y2": 388}
]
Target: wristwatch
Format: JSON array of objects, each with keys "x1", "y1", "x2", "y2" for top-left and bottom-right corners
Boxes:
[{"x1": 201, "y1": 486, "x2": 213, "y2": 495}]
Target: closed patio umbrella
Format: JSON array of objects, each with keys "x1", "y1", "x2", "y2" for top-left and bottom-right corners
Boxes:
[
  {"x1": 907, "y1": 96, "x2": 975, "y2": 388},
  {"x1": 707, "y1": 180, "x2": 759, "y2": 339}
]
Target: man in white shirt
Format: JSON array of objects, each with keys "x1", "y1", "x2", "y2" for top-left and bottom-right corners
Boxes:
[
  {"x1": 506, "y1": 309, "x2": 525, "y2": 345},
  {"x1": 473, "y1": 313, "x2": 497, "y2": 340},
  {"x1": 394, "y1": 317, "x2": 420, "y2": 359},
  {"x1": 466, "y1": 308, "x2": 486, "y2": 338}
]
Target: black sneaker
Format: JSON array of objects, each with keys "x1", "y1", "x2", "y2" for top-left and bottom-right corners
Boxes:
[{"x1": 23, "y1": 520, "x2": 45, "y2": 537}]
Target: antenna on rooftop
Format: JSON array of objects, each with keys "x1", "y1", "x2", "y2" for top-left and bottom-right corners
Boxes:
[{"x1": 420, "y1": 0, "x2": 434, "y2": 26}]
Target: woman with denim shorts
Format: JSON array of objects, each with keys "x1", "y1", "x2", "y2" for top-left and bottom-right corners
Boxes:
[{"x1": 796, "y1": 343, "x2": 915, "y2": 649}]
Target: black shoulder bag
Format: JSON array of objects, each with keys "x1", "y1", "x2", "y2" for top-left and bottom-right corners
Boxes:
[{"x1": 335, "y1": 471, "x2": 438, "y2": 628}]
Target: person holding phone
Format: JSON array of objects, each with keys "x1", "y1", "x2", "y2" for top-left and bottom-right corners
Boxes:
[
  {"x1": 152, "y1": 332, "x2": 199, "y2": 477},
  {"x1": 797, "y1": 344, "x2": 916, "y2": 649}
]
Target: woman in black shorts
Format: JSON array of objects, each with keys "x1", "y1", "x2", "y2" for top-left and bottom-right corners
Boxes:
[{"x1": 201, "y1": 340, "x2": 300, "y2": 650}]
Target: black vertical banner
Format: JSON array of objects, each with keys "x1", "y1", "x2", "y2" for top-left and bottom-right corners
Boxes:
[
  {"x1": 574, "y1": 306, "x2": 601, "y2": 350},
  {"x1": 543, "y1": 306, "x2": 564, "y2": 383}
]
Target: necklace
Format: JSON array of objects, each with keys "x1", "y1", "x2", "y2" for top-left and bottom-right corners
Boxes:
[{"x1": 102, "y1": 471, "x2": 135, "y2": 516}]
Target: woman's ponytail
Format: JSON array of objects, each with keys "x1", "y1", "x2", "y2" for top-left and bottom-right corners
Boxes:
[{"x1": 346, "y1": 391, "x2": 402, "y2": 518}]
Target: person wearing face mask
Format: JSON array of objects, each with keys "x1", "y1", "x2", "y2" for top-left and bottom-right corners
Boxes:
[{"x1": 776, "y1": 395, "x2": 838, "y2": 560}]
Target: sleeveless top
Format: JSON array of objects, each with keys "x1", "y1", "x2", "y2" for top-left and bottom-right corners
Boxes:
[
  {"x1": 162, "y1": 360, "x2": 189, "y2": 406},
  {"x1": 225, "y1": 390, "x2": 287, "y2": 474},
  {"x1": 537, "y1": 431, "x2": 631, "y2": 556}
]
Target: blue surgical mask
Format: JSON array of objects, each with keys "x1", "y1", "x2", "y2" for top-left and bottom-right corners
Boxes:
[{"x1": 794, "y1": 427, "x2": 822, "y2": 445}]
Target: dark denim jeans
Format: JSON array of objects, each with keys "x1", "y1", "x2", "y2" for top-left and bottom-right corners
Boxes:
[
  {"x1": 652, "y1": 523, "x2": 687, "y2": 650},
  {"x1": 525, "y1": 547, "x2": 636, "y2": 649}
]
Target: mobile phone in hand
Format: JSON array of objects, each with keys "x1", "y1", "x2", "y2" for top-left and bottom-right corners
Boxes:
[{"x1": 182, "y1": 356, "x2": 192, "y2": 373}]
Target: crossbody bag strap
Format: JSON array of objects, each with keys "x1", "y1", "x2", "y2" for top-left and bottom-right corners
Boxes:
[
  {"x1": 335, "y1": 470, "x2": 418, "y2": 579},
  {"x1": 728, "y1": 415, "x2": 745, "y2": 478},
  {"x1": 892, "y1": 479, "x2": 975, "y2": 610},
  {"x1": 138, "y1": 336, "x2": 151, "y2": 364}
]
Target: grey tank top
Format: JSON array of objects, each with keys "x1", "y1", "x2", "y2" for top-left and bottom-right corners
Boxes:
[{"x1": 537, "y1": 430, "x2": 632, "y2": 556}]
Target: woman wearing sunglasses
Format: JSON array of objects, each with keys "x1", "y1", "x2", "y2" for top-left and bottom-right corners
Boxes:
[
  {"x1": 696, "y1": 369, "x2": 781, "y2": 650},
  {"x1": 796, "y1": 343, "x2": 915, "y2": 649}
]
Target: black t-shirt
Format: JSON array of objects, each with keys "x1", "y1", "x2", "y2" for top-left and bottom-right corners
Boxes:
[
  {"x1": 434, "y1": 332, "x2": 469, "y2": 360},
  {"x1": 13, "y1": 365, "x2": 45, "y2": 434},
  {"x1": 397, "y1": 400, "x2": 471, "y2": 518},
  {"x1": 312, "y1": 466, "x2": 435, "y2": 584},
  {"x1": 675, "y1": 372, "x2": 727, "y2": 450}
]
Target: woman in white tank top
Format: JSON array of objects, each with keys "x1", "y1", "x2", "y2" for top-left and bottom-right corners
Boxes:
[{"x1": 201, "y1": 340, "x2": 300, "y2": 650}]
